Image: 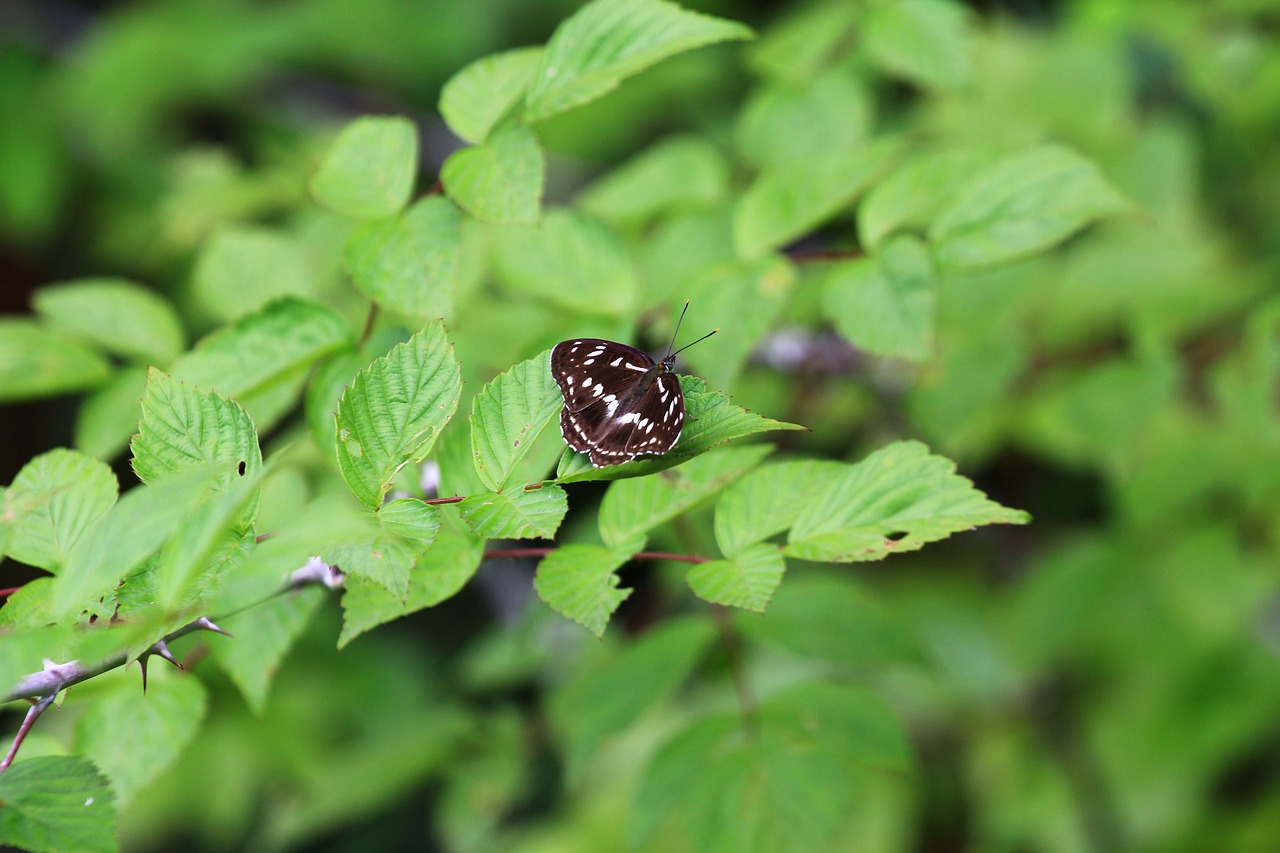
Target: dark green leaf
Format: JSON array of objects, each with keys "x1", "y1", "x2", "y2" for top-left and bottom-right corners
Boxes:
[
  {"x1": 734, "y1": 137, "x2": 900, "y2": 259},
  {"x1": 309, "y1": 115, "x2": 418, "y2": 219},
  {"x1": 469, "y1": 350, "x2": 563, "y2": 491},
  {"x1": 929, "y1": 143, "x2": 1133, "y2": 272},
  {"x1": 0, "y1": 319, "x2": 110, "y2": 402},
  {"x1": 598, "y1": 445, "x2": 772, "y2": 550},
  {"x1": 441, "y1": 124, "x2": 544, "y2": 225},
  {"x1": 822, "y1": 235, "x2": 937, "y2": 361},
  {"x1": 523, "y1": 0, "x2": 752, "y2": 122},
  {"x1": 75, "y1": 676, "x2": 207, "y2": 808},
  {"x1": 2, "y1": 449, "x2": 118, "y2": 573},
  {"x1": 338, "y1": 520, "x2": 483, "y2": 647},
  {"x1": 0, "y1": 756, "x2": 117, "y2": 853},
  {"x1": 458, "y1": 484, "x2": 567, "y2": 540},
  {"x1": 32, "y1": 278, "x2": 185, "y2": 364},
  {"x1": 344, "y1": 196, "x2": 461, "y2": 320},
  {"x1": 786, "y1": 441, "x2": 1030, "y2": 562},
  {"x1": 686, "y1": 543, "x2": 785, "y2": 612},
  {"x1": 533, "y1": 544, "x2": 633, "y2": 637},
  {"x1": 190, "y1": 227, "x2": 315, "y2": 323},
  {"x1": 550, "y1": 615, "x2": 717, "y2": 773},
  {"x1": 170, "y1": 297, "x2": 352, "y2": 432},
  {"x1": 490, "y1": 210, "x2": 637, "y2": 317},
  {"x1": 439, "y1": 47, "x2": 542, "y2": 144},
  {"x1": 714, "y1": 459, "x2": 844, "y2": 557},
  {"x1": 334, "y1": 322, "x2": 462, "y2": 509},
  {"x1": 578, "y1": 136, "x2": 729, "y2": 228}
]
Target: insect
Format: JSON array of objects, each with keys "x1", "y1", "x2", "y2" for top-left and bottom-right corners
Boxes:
[{"x1": 550, "y1": 304, "x2": 717, "y2": 467}]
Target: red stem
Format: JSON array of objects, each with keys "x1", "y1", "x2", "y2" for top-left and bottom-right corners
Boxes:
[{"x1": 483, "y1": 547, "x2": 708, "y2": 564}]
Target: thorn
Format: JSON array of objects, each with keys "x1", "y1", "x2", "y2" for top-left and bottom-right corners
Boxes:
[
  {"x1": 138, "y1": 656, "x2": 150, "y2": 694},
  {"x1": 193, "y1": 616, "x2": 233, "y2": 637},
  {"x1": 151, "y1": 640, "x2": 183, "y2": 668}
]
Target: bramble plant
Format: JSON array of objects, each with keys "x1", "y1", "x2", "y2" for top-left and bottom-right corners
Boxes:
[{"x1": 6, "y1": 0, "x2": 1269, "y2": 850}]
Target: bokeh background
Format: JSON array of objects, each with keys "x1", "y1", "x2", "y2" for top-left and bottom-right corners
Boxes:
[{"x1": 3, "y1": 0, "x2": 1280, "y2": 850}]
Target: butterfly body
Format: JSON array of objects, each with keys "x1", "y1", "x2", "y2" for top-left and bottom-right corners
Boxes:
[{"x1": 550, "y1": 338, "x2": 686, "y2": 467}]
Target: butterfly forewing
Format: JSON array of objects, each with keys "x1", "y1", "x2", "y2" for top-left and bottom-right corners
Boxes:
[{"x1": 551, "y1": 338, "x2": 686, "y2": 467}]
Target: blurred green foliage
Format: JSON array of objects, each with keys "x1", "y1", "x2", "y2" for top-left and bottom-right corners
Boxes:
[{"x1": 2, "y1": 0, "x2": 1280, "y2": 851}]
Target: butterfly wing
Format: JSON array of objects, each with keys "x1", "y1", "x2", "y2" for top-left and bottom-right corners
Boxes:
[{"x1": 551, "y1": 339, "x2": 685, "y2": 467}]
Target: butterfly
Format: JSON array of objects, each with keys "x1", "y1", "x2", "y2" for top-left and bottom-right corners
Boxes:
[{"x1": 551, "y1": 305, "x2": 717, "y2": 467}]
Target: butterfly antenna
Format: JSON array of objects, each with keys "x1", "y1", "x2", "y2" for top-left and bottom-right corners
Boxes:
[
  {"x1": 664, "y1": 300, "x2": 691, "y2": 359},
  {"x1": 670, "y1": 327, "x2": 719, "y2": 359}
]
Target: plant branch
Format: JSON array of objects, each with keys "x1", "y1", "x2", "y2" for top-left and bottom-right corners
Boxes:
[
  {"x1": 0, "y1": 693, "x2": 56, "y2": 772},
  {"x1": 1, "y1": 559, "x2": 344, "y2": 749}
]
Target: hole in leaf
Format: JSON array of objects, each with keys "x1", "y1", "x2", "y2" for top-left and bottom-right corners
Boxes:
[
  {"x1": 238, "y1": 461, "x2": 247, "y2": 476},
  {"x1": 885, "y1": 531, "x2": 909, "y2": 542}
]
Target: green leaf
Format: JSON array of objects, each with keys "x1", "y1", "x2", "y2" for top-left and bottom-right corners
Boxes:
[
  {"x1": 859, "y1": 147, "x2": 997, "y2": 250},
  {"x1": 305, "y1": 348, "x2": 364, "y2": 457},
  {"x1": 47, "y1": 466, "x2": 222, "y2": 620},
  {"x1": 735, "y1": 70, "x2": 871, "y2": 170},
  {"x1": 682, "y1": 256, "x2": 795, "y2": 389},
  {"x1": 209, "y1": 586, "x2": 326, "y2": 714},
  {"x1": 550, "y1": 615, "x2": 717, "y2": 773},
  {"x1": 2, "y1": 449, "x2": 118, "y2": 573},
  {"x1": 170, "y1": 297, "x2": 352, "y2": 433},
  {"x1": 309, "y1": 115, "x2": 418, "y2": 219},
  {"x1": 598, "y1": 445, "x2": 771, "y2": 550},
  {"x1": 458, "y1": 484, "x2": 567, "y2": 540},
  {"x1": 0, "y1": 319, "x2": 110, "y2": 402},
  {"x1": 190, "y1": 227, "x2": 315, "y2": 323},
  {"x1": 490, "y1": 209, "x2": 638, "y2": 317},
  {"x1": 469, "y1": 350, "x2": 563, "y2": 491},
  {"x1": 523, "y1": 0, "x2": 753, "y2": 123},
  {"x1": 578, "y1": 136, "x2": 729, "y2": 229},
  {"x1": 786, "y1": 440, "x2": 1030, "y2": 562},
  {"x1": 75, "y1": 676, "x2": 207, "y2": 808},
  {"x1": 714, "y1": 460, "x2": 845, "y2": 558},
  {"x1": 441, "y1": 123, "x2": 544, "y2": 225},
  {"x1": 633, "y1": 684, "x2": 909, "y2": 852},
  {"x1": 334, "y1": 322, "x2": 462, "y2": 509},
  {"x1": 555, "y1": 376, "x2": 805, "y2": 483},
  {"x1": 863, "y1": 0, "x2": 973, "y2": 91},
  {"x1": 32, "y1": 278, "x2": 185, "y2": 364},
  {"x1": 746, "y1": 1, "x2": 858, "y2": 83},
  {"x1": 929, "y1": 143, "x2": 1133, "y2": 272},
  {"x1": 686, "y1": 543, "x2": 784, "y2": 612},
  {"x1": 152, "y1": 469, "x2": 260, "y2": 611},
  {"x1": 439, "y1": 47, "x2": 542, "y2": 144},
  {"x1": 0, "y1": 756, "x2": 117, "y2": 853},
  {"x1": 533, "y1": 544, "x2": 633, "y2": 637},
  {"x1": 338, "y1": 520, "x2": 483, "y2": 647},
  {"x1": 736, "y1": 574, "x2": 920, "y2": 667},
  {"x1": 73, "y1": 366, "x2": 148, "y2": 461},
  {"x1": 734, "y1": 137, "x2": 900, "y2": 259},
  {"x1": 822, "y1": 235, "x2": 937, "y2": 361},
  {"x1": 344, "y1": 196, "x2": 461, "y2": 320},
  {"x1": 130, "y1": 368, "x2": 262, "y2": 490},
  {"x1": 326, "y1": 498, "x2": 440, "y2": 595},
  {"x1": 759, "y1": 682, "x2": 911, "y2": 771}
]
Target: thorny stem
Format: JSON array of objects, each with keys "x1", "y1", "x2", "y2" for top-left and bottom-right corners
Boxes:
[
  {"x1": 0, "y1": 560, "x2": 344, "y2": 769},
  {"x1": 0, "y1": 694, "x2": 56, "y2": 772}
]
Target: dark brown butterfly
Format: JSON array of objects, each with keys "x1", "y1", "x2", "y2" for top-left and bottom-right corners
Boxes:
[{"x1": 550, "y1": 306, "x2": 716, "y2": 467}]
